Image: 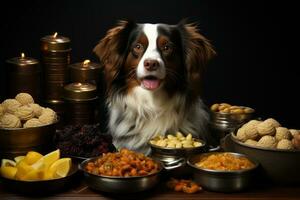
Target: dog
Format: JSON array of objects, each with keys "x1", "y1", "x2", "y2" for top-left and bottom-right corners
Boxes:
[{"x1": 94, "y1": 20, "x2": 216, "y2": 154}]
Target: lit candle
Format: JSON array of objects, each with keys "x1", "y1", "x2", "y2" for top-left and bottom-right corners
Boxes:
[
  {"x1": 40, "y1": 32, "x2": 71, "y2": 103},
  {"x1": 40, "y1": 32, "x2": 71, "y2": 51},
  {"x1": 6, "y1": 53, "x2": 41, "y2": 101},
  {"x1": 68, "y1": 59, "x2": 102, "y2": 84},
  {"x1": 40, "y1": 32, "x2": 71, "y2": 127}
]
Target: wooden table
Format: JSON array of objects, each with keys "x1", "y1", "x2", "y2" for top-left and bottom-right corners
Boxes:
[{"x1": 1, "y1": 179, "x2": 299, "y2": 200}]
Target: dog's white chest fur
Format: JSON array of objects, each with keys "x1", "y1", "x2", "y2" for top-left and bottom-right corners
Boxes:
[{"x1": 108, "y1": 87, "x2": 208, "y2": 154}]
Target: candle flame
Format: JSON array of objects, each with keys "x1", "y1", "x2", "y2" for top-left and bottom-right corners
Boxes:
[
  {"x1": 53, "y1": 32, "x2": 58, "y2": 38},
  {"x1": 21, "y1": 53, "x2": 25, "y2": 58},
  {"x1": 83, "y1": 59, "x2": 90, "y2": 66}
]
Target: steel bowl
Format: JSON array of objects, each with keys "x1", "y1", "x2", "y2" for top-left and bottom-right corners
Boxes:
[
  {"x1": 0, "y1": 161, "x2": 79, "y2": 195},
  {"x1": 210, "y1": 106, "x2": 255, "y2": 131},
  {"x1": 209, "y1": 106, "x2": 255, "y2": 144},
  {"x1": 149, "y1": 139, "x2": 207, "y2": 177},
  {"x1": 0, "y1": 120, "x2": 58, "y2": 159},
  {"x1": 79, "y1": 156, "x2": 163, "y2": 193},
  {"x1": 187, "y1": 152, "x2": 259, "y2": 192},
  {"x1": 222, "y1": 133, "x2": 300, "y2": 185}
]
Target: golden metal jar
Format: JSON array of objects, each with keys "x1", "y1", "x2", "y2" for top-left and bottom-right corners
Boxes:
[
  {"x1": 6, "y1": 54, "x2": 41, "y2": 102},
  {"x1": 63, "y1": 83, "x2": 98, "y2": 125}
]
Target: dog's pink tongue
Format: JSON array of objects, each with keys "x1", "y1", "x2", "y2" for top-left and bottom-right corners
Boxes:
[{"x1": 142, "y1": 79, "x2": 160, "y2": 90}]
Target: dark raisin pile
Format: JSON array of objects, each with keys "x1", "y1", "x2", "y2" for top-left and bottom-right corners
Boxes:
[{"x1": 54, "y1": 124, "x2": 115, "y2": 158}]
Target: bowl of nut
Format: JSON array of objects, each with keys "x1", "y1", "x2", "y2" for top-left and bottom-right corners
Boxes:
[
  {"x1": 149, "y1": 132, "x2": 206, "y2": 176},
  {"x1": 209, "y1": 103, "x2": 255, "y2": 142},
  {"x1": 222, "y1": 118, "x2": 300, "y2": 184},
  {"x1": 0, "y1": 93, "x2": 58, "y2": 159}
]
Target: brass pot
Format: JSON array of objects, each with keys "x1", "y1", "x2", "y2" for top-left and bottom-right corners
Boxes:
[
  {"x1": 0, "y1": 121, "x2": 58, "y2": 159},
  {"x1": 63, "y1": 83, "x2": 98, "y2": 125}
]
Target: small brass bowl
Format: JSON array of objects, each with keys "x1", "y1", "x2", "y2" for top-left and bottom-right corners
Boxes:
[{"x1": 0, "y1": 120, "x2": 58, "y2": 159}]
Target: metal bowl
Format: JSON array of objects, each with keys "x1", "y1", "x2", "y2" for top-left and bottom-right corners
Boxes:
[
  {"x1": 0, "y1": 120, "x2": 58, "y2": 159},
  {"x1": 209, "y1": 107, "x2": 255, "y2": 144},
  {"x1": 79, "y1": 157, "x2": 163, "y2": 193},
  {"x1": 149, "y1": 139, "x2": 206, "y2": 177},
  {"x1": 0, "y1": 161, "x2": 79, "y2": 195},
  {"x1": 210, "y1": 106, "x2": 255, "y2": 132},
  {"x1": 149, "y1": 138, "x2": 206, "y2": 158},
  {"x1": 223, "y1": 133, "x2": 300, "y2": 184},
  {"x1": 187, "y1": 152, "x2": 259, "y2": 192}
]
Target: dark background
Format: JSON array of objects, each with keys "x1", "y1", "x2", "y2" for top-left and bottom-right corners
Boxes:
[{"x1": 0, "y1": 0, "x2": 298, "y2": 127}]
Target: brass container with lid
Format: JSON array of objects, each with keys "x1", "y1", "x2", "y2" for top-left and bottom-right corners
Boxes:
[
  {"x1": 63, "y1": 83, "x2": 98, "y2": 125},
  {"x1": 6, "y1": 53, "x2": 41, "y2": 102},
  {"x1": 40, "y1": 32, "x2": 71, "y2": 102},
  {"x1": 68, "y1": 60, "x2": 102, "y2": 85}
]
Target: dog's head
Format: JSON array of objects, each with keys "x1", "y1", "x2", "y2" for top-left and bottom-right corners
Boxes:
[{"x1": 94, "y1": 20, "x2": 215, "y2": 99}]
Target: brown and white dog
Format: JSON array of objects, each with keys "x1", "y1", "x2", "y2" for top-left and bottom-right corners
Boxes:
[{"x1": 94, "y1": 20, "x2": 216, "y2": 154}]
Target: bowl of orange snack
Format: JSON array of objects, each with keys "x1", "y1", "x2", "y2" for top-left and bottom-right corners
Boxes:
[
  {"x1": 187, "y1": 152, "x2": 259, "y2": 192},
  {"x1": 79, "y1": 148, "x2": 163, "y2": 193}
]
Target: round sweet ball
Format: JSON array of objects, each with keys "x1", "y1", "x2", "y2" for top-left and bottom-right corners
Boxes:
[
  {"x1": 244, "y1": 139, "x2": 258, "y2": 146},
  {"x1": 289, "y1": 129, "x2": 299, "y2": 137},
  {"x1": 1, "y1": 99, "x2": 21, "y2": 114},
  {"x1": 257, "y1": 135, "x2": 277, "y2": 148},
  {"x1": 0, "y1": 113, "x2": 21, "y2": 128},
  {"x1": 236, "y1": 128, "x2": 248, "y2": 142},
  {"x1": 277, "y1": 139, "x2": 294, "y2": 150},
  {"x1": 23, "y1": 118, "x2": 43, "y2": 128},
  {"x1": 14, "y1": 105, "x2": 34, "y2": 121},
  {"x1": 264, "y1": 118, "x2": 281, "y2": 128},
  {"x1": 29, "y1": 103, "x2": 43, "y2": 117},
  {"x1": 39, "y1": 108, "x2": 57, "y2": 125},
  {"x1": 0, "y1": 104, "x2": 4, "y2": 117},
  {"x1": 257, "y1": 120, "x2": 276, "y2": 136},
  {"x1": 275, "y1": 127, "x2": 291, "y2": 141},
  {"x1": 15, "y1": 93, "x2": 34, "y2": 105}
]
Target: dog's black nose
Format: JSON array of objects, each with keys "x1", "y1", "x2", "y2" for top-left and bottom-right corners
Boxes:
[{"x1": 144, "y1": 59, "x2": 159, "y2": 71}]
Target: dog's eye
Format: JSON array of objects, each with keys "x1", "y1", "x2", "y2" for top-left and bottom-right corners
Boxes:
[
  {"x1": 133, "y1": 43, "x2": 144, "y2": 53},
  {"x1": 162, "y1": 43, "x2": 173, "y2": 54},
  {"x1": 163, "y1": 45, "x2": 170, "y2": 51}
]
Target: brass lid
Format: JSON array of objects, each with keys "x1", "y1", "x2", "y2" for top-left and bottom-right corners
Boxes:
[
  {"x1": 7, "y1": 57, "x2": 39, "y2": 66},
  {"x1": 6, "y1": 54, "x2": 40, "y2": 72},
  {"x1": 40, "y1": 33, "x2": 71, "y2": 51},
  {"x1": 68, "y1": 60, "x2": 102, "y2": 71},
  {"x1": 63, "y1": 82, "x2": 97, "y2": 101}
]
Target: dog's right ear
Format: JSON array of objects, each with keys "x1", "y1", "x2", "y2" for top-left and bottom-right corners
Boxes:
[{"x1": 94, "y1": 20, "x2": 136, "y2": 82}]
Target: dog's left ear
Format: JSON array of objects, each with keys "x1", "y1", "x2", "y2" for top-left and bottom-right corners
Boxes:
[{"x1": 178, "y1": 21, "x2": 216, "y2": 93}]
